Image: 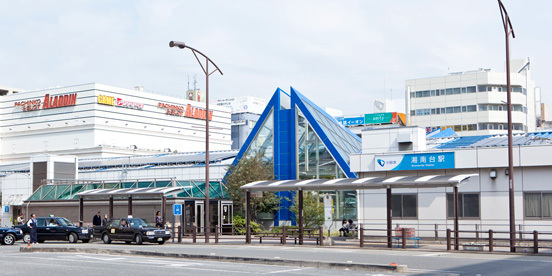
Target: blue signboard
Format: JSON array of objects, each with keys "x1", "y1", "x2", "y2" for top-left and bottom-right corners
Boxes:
[
  {"x1": 4, "y1": 206, "x2": 8, "y2": 213},
  {"x1": 337, "y1": 116, "x2": 365, "y2": 126},
  {"x1": 375, "y1": 152, "x2": 455, "y2": 171},
  {"x1": 173, "y1": 204, "x2": 182, "y2": 215}
]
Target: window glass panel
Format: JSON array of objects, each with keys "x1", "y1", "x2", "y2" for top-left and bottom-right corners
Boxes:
[
  {"x1": 453, "y1": 88, "x2": 461, "y2": 94},
  {"x1": 402, "y1": 195, "x2": 417, "y2": 217},
  {"x1": 463, "y1": 194, "x2": 479, "y2": 217},
  {"x1": 525, "y1": 193, "x2": 541, "y2": 217},
  {"x1": 392, "y1": 195, "x2": 402, "y2": 217},
  {"x1": 543, "y1": 193, "x2": 552, "y2": 217}
]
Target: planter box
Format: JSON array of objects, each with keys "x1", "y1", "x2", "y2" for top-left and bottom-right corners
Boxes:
[
  {"x1": 515, "y1": 246, "x2": 535, "y2": 253},
  {"x1": 462, "y1": 244, "x2": 485, "y2": 251}
]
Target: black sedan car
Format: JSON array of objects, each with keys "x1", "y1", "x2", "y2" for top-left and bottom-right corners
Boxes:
[
  {"x1": 94, "y1": 217, "x2": 171, "y2": 245},
  {"x1": 14, "y1": 217, "x2": 93, "y2": 243},
  {"x1": 0, "y1": 226, "x2": 23, "y2": 245}
]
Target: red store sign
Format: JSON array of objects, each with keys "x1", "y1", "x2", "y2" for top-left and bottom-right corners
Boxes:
[
  {"x1": 158, "y1": 102, "x2": 213, "y2": 121},
  {"x1": 14, "y1": 93, "x2": 77, "y2": 112}
]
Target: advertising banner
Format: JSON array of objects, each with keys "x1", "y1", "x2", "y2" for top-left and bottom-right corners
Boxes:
[
  {"x1": 375, "y1": 152, "x2": 455, "y2": 171},
  {"x1": 364, "y1": 112, "x2": 395, "y2": 124},
  {"x1": 337, "y1": 116, "x2": 364, "y2": 126}
]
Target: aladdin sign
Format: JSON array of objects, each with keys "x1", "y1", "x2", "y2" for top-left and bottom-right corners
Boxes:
[
  {"x1": 14, "y1": 93, "x2": 77, "y2": 112},
  {"x1": 158, "y1": 102, "x2": 213, "y2": 121},
  {"x1": 97, "y1": 95, "x2": 144, "y2": 110}
]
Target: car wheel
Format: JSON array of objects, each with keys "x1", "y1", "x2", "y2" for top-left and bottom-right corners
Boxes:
[
  {"x1": 81, "y1": 239, "x2": 90, "y2": 243},
  {"x1": 2, "y1": 233, "x2": 15, "y2": 245},
  {"x1": 135, "y1": 234, "x2": 143, "y2": 245},
  {"x1": 68, "y1": 232, "x2": 78, "y2": 243},
  {"x1": 158, "y1": 240, "x2": 165, "y2": 245},
  {"x1": 23, "y1": 233, "x2": 31, "y2": 244},
  {"x1": 102, "y1": 233, "x2": 111, "y2": 244}
]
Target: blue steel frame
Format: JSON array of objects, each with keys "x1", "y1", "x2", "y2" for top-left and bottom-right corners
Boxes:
[{"x1": 223, "y1": 87, "x2": 360, "y2": 225}]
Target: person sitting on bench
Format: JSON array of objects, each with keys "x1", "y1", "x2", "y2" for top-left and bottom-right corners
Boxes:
[{"x1": 338, "y1": 219, "x2": 349, "y2": 237}]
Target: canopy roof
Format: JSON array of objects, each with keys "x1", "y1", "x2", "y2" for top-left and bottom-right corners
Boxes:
[
  {"x1": 240, "y1": 174, "x2": 476, "y2": 192},
  {"x1": 76, "y1": 187, "x2": 189, "y2": 199}
]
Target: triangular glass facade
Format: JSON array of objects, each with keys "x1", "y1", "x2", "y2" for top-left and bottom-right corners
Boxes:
[{"x1": 228, "y1": 87, "x2": 362, "y2": 224}]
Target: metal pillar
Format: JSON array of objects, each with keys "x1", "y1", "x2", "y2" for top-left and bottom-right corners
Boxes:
[
  {"x1": 454, "y1": 186, "x2": 459, "y2": 250},
  {"x1": 109, "y1": 197, "x2": 114, "y2": 219},
  {"x1": 298, "y1": 190, "x2": 304, "y2": 245},
  {"x1": 498, "y1": 0, "x2": 517, "y2": 253},
  {"x1": 162, "y1": 196, "x2": 166, "y2": 226},
  {"x1": 128, "y1": 196, "x2": 133, "y2": 216},
  {"x1": 246, "y1": 191, "x2": 251, "y2": 244},
  {"x1": 79, "y1": 197, "x2": 84, "y2": 227},
  {"x1": 386, "y1": 188, "x2": 392, "y2": 248}
]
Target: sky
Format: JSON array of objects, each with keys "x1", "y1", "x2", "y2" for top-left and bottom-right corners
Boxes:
[{"x1": 1, "y1": 0, "x2": 550, "y2": 115}]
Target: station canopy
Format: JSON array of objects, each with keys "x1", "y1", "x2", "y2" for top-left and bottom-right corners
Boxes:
[
  {"x1": 27, "y1": 179, "x2": 227, "y2": 201},
  {"x1": 240, "y1": 174, "x2": 476, "y2": 192},
  {"x1": 75, "y1": 187, "x2": 187, "y2": 199}
]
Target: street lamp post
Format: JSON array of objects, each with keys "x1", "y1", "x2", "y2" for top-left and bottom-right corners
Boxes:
[
  {"x1": 497, "y1": 0, "x2": 516, "y2": 253},
  {"x1": 169, "y1": 41, "x2": 223, "y2": 243}
]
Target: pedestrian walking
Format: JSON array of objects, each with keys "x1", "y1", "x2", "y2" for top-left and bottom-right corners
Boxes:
[
  {"x1": 27, "y1": 213, "x2": 37, "y2": 246},
  {"x1": 102, "y1": 214, "x2": 109, "y2": 226}
]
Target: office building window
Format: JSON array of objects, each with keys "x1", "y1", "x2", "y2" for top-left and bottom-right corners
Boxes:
[
  {"x1": 392, "y1": 194, "x2": 417, "y2": 218},
  {"x1": 447, "y1": 193, "x2": 480, "y2": 218},
  {"x1": 525, "y1": 192, "x2": 552, "y2": 218}
]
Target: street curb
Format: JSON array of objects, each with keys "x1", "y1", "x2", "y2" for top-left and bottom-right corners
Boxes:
[{"x1": 19, "y1": 247, "x2": 407, "y2": 273}]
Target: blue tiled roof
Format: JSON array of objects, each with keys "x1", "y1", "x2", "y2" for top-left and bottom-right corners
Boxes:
[{"x1": 433, "y1": 131, "x2": 552, "y2": 149}]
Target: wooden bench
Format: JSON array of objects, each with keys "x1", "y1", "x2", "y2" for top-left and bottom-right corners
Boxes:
[{"x1": 254, "y1": 233, "x2": 285, "y2": 243}]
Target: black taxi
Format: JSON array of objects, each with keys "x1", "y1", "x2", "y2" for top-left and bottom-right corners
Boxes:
[
  {"x1": 14, "y1": 217, "x2": 93, "y2": 243},
  {"x1": 95, "y1": 217, "x2": 171, "y2": 245}
]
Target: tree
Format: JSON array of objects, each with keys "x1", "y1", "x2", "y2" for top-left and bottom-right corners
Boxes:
[
  {"x1": 225, "y1": 153, "x2": 279, "y2": 222},
  {"x1": 287, "y1": 191, "x2": 324, "y2": 229}
]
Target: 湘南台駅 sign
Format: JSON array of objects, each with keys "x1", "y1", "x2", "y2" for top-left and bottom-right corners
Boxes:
[{"x1": 375, "y1": 152, "x2": 455, "y2": 171}]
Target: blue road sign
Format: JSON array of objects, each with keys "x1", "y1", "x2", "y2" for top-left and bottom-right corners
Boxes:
[
  {"x1": 4, "y1": 206, "x2": 9, "y2": 213},
  {"x1": 173, "y1": 204, "x2": 182, "y2": 215}
]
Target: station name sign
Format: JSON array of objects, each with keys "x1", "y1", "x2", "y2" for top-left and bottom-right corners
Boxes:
[
  {"x1": 14, "y1": 93, "x2": 78, "y2": 112},
  {"x1": 375, "y1": 152, "x2": 455, "y2": 171},
  {"x1": 97, "y1": 95, "x2": 144, "y2": 110},
  {"x1": 157, "y1": 102, "x2": 213, "y2": 121}
]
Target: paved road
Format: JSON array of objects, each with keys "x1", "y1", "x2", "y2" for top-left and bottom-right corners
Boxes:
[
  {"x1": 3, "y1": 240, "x2": 552, "y2": 275},
  {"x1": 0, "y1": 252, "x2": 394, "y2": 276}
]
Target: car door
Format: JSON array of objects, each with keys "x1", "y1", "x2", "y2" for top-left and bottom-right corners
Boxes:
[
  {"x1": 36, "y1": 218, "x2": 52, "y2": 240},
  {"x1": 108, "y1": 220, "x2": 121, "y2": 240},
  {"x1": 119, "y1": 219, "x2": 134, "y2": 241},
  {"x1": 52, "y1": 218, "x2": 68, "y2": 240}
]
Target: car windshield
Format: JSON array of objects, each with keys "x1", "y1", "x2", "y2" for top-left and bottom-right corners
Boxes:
[
  {"x1": 58, "y1": 218, "x2": 75, "y2": 227},
  {"x1": 128, "y1": 218, "x2": 154, "y2": 228}
]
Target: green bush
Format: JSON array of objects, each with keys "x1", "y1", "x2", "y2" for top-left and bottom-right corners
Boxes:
[{"x1": 233, "y1": 215, "x2": 261, "y2": 234}]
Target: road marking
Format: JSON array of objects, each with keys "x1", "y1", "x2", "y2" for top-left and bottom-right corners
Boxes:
[
  {"x1": 266, "y1": 267, "x2": 311, "y2": 274},
  {"x1": 73, "y1": 254, "x2": 126, "y2": 261},
  {"x1": 419, "y1": 252, "x2": 451, "y2": 257}
]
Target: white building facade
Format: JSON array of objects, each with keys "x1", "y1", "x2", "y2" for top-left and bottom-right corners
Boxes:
[
  {"x1": 351, "y1": 127, "x2": 552, "y2": 237},
  {"x1": 0, "y1": 83, "x2": 232, "y2": 163},
  {"x1": 406, "y1": 59, "x2": 538, "y2": 136}
]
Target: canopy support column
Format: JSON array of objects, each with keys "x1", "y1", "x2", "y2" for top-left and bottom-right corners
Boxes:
[
  {"x1": 79, "y1": 197, "x2": 84, "y2": 227},
  {"x1": 162, "y1": 196, "x2": 166, "y2": 227},
  {"x1": 109, "y1": 197, "x2": 114, "y2": 219},
  {"x1": 454, "y1": 186, "x2": 459, "y2": 250},
  {"x1": 298, "y1": 190, "x2": 304, "y2": 245},
  {"x1": 128, "y1": 196, "x2": 133, "y2": 217},
  {"x1": 386, "y1": 188, "x2": 392, "y2": 248},
  {"x1": 246, "y1": 191, "x2": 251, "y2": 244}
]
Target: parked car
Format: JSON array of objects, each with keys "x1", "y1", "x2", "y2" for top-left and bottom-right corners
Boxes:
[
  {"x1": 0, "y1": 226, "x2": 23, "y2": 245},
  {"x1": 14, "y1": 217, "x2": 93, "y2": 243},
  {"x1": 94, "y1": 217, "x2": 171, "y2": 245}
]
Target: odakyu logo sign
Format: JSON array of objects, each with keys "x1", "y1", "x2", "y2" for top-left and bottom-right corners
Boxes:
[{"x1": 375, "y1": 152, "x2": 455, "y2": 171}]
